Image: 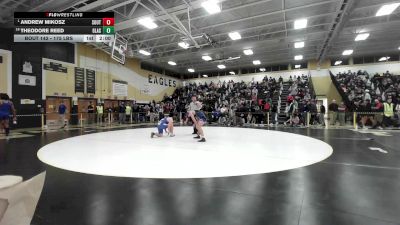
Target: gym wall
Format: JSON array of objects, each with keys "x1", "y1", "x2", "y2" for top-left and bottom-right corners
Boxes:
[
  {"x1": 185, "y1": 69, "x2": 311, "y2": 84},
  {"x1": 310, "y1": 71, "x2": 342, "y2": 104},
  {"x1": 330, "y1": 61, "x2": 400, "y2": 75},
  {"x1": 0, "y1": 50, "x2": 10, "y2": 95},
  {"x1": 43, "y1": 44, "x2": 181, "y2": 102},
  {"x1": 78, "y1": 44, "x2": 180, "y2": 101}
]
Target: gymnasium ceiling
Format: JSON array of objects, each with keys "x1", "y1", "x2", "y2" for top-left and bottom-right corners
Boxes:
[{"x1": 0, "y1": 0, "x2": 400, "y2": 74}]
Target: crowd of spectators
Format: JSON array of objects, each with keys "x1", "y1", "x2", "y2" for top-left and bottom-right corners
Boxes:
[
  {"x1": 283, "y1": 75, "x2": 321, "y2": 126},
  {"x1": 163, "y1": 76, "x2": 283, "y2": 126},
  {"x1": 98, "y1": 74, "x2": 330, "y2": 127},
  {"x1": 334, "y1": 70, "x2": 400, "y2": 128},
  {"x1": 158, "y1": 74, "x2": 317, "y2": 127}
]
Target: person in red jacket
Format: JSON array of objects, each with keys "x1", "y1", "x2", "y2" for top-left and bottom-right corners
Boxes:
[
  {"x1": 287, "y1": 95, "x2": 294, "y2": 103},
  {"x1": 372, "y1": 99, "x2": 383, "y2": 129}
]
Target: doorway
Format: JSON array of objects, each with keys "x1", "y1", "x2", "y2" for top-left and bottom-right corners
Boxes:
[
  {"x1": 78, "y1": 98, "x2": 97, "y2": 122},
  {"x1": 45, "y1": 97, "x2": 71, "y2": 126}
]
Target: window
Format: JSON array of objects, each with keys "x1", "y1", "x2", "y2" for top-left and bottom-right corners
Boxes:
[
  {"x1": 353, "y1": 57, "x2": 363, "y2": 64},
  {"x1": 165, "y1": 69, "x2": 181, "y2": 78},
  {"x1": 302, "y1": 63, "x2": 308, "y2": 69},
  {"x1": 271, "y1": 65, "x2": 280, "y2": 71},
  {"x1": 140, "y1": 62, "x2": 164, "y2": 75},
  {"x1": 388, "y1": 54, "x2": 399, "y2": 61},
  {"x1": 330, "y1": 58, "x2": 349, "y2": 66},
  {"x1": 279, "y1": 65, "x2": 289, "y2": 70},
  {"x1": 364, "y1": 56, "x2": 374, "y2": 64}
]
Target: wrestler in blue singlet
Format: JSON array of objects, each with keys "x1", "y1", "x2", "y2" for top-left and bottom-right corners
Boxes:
[
  {"x1": 157, "y1": 117, "x2": 169, "y2": 134},
  {"x1": 0, "y1": 101, "x2": 12, "y2": 121}
]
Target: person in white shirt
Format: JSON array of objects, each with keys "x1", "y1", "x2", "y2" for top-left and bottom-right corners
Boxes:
[{"x1": 364, "y1": 90, "x2": 371, "y2": 101}]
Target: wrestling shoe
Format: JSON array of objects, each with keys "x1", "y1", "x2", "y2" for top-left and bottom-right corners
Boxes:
[
  {"x1": 193, "y1": 135, "x2": 201, "y2": 139},
  {"x1": 151, "y1": 132, "x2": 155, "y2": 138},
  {"x1": 198, "y1": 138, "x2": 206, "y2": 142},
  {"x1": 170, "y1": 134, "x2": 175, "y2": 137},
  {"x1": 192, "y1": 132, "x2": 197, "y2": 134}
]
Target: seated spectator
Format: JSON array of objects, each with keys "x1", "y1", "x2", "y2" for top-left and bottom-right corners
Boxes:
[
  {"x1": 333, "y1": 70, "x2": 400, "y2": 128},
  {"x1": 364, "y1": 90, "x2": 371, "y2": 101}
]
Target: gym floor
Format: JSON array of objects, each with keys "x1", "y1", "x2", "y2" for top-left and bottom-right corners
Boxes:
[{"x1": 1, "y1": 126, "x2": 400, "y2": 225}]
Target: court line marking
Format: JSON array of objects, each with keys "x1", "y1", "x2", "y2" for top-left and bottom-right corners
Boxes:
[
  {"x1": 369, "y1": 147, "x2": 388, "y2": 154},
  {"x1": 0, "y1": 134, "x2": 34, "y2": 140},
  {"x1": 312, "y1": 137, "x2": 372, "y2": 140},
  {"x1": 321, "y1": 161, "x2": 400, "y2": 170}
]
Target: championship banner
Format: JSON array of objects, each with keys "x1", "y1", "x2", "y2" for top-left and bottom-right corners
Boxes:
[
  {"x1": 18, "y1": 74, "x2": 36, "y2": 86},
  {"x1": 112, "y1": 80, "x2": 128, "y2": 97}
]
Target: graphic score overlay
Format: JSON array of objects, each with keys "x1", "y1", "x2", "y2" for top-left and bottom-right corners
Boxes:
[{"x1": 14, "y1": 12, "x2": 115, "y2": 43}]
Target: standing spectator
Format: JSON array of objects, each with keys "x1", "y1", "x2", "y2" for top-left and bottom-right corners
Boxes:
[
  {"x1": 360, "y1": 100, "x2": 372, "y2": 128},
  {"x1": 144, "y1": 104, "x2": 151, "y2": 122},
  {"x1": 318, "y1": 101, "x2": 326, "y2": 126},
  {"x1": 328, "y1": 100, "x2": 339, "y2": 125},
  {"x1": 309, "y1": 100, "x2": 318, "y2": 125},
  {"x1": 396, "y1": 102, "x2": 400, "y2": 125},
  {"x1": 96, "y1": 103, "x2": 104, "y2": 124},
  {"x1": 382, "y1": 98, "x2": 396, "y2": 128},
  {"x1": 338, "y1": 102, "x2": 346, "y2": 126},
  {"x1": 113, "y1": 103, "x2": 119, "y2": 122},
  {"x1": 263, "y1": 100, "x2": 270, "y2": 123},
  {"x1": 271, "y1": 103, "x2": 278, "y2": 125},
  {"x1": 58, "y1": 101, "x2": 67, "y2": 128},
  {"x1": 118, "y1": 102, "x2": 126, "y2": 124},
  {"x1": 125, "y1": 103, "x2": 132, "y2": 123},
  {"x1": 132, "y1": 102, "x2": 139, "y2": 123},
  {"x1": 87, "y1": 101, "x2": 94, "y2": 124}
]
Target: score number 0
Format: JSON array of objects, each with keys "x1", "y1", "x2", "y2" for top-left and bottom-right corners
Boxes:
[{"x1": 102, "y1": 18, "x2": 115, "y2": 26}]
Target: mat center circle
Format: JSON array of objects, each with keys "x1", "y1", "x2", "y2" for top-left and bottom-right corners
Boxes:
[{"x1": 37, "y1": 127, "x2": 333, "y2": 178}]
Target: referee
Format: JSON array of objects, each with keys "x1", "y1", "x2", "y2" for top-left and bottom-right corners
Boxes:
[{"x1": 188, "y1": 95, "x2": 201, "y2": 134}]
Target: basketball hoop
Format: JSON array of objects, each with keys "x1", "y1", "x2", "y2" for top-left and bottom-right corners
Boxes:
[{"x1": 111, "y1": 32, "x2": 128, "y2": 64}]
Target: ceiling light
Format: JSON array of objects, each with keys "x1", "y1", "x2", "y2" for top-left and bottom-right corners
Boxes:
[
  {"x1": 398, "y1": 46, "x2": 400, "y2": 50},
  {"x1": 376, "y1": 3, "x2": 400, "y2": 17},
  {"x1": 243, "y1": 49, "x2": 253, "y2": 55},
  {"x1": 253, "y1": 60, "x2": 261, "y2": 65},
  {"x1": 379, "y1": 57, "x2": 390, "y2": 62},
  {"x1": 294, "y1": 41, "x2": 305, "y2": 48},
  {"x1": 295, "y1": 65, "x2": 301, "y2": 69},
  {"x1": 217, "y1": 64, "x2": 226, "y2": 69},
  {"x1": 334, "y1": 60, "x2": 342, "y2": 66},
  {"x1": 201, "y1": 0, "x2": 221, "y2": 15},
  {"x1": 178, "y1": 42, "x2": 190, "y2": 49},
  {"x1": 259, "y1": 68, "x2": 266, "y2": 72},
  {"x1": 342, "y1": 50, "x2": 353, "y2": 56},
  {"x1": 229, "y1": 71, "x2": 235, "y2": 75},
  {"x1": 188, "y1": 68, "x2": 195, "y2": 73},
  {"x1": 355, "y1": 33, "x2": 370, "y2": 41},
  {"x1": 228, "y1": 32, "x2": 241, "y2": 40},
  {"x1": 168, "y1": 61, "x2": 176, "y2": 66},
  {"x1": 137, "y1": 17, "x2": 158, "y2": 29},
  {"x1": 139, "y1": 49, "x2": 151, "y2": 56},
  {"x1": 294, "y1": 55, "x2": 303, "y2": 60},
  {"x1": 202, "y1": 74, "x2": 208, "y2": 77},
  {"x1": 202, "y1": 55, "x2": 212, "y2": 61},
  {"x1": 294, "y1": 19, "x2": 308, "y2": 30}
]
